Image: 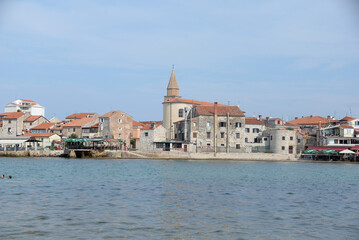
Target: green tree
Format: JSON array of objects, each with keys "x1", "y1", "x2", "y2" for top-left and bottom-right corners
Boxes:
[{"x1": 69, "y1": 133, "x2": 78, "y2": 139}]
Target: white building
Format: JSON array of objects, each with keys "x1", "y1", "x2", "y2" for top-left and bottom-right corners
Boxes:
[{"x1": 5, "y1": 99, "x2": 45, "y2": 116}]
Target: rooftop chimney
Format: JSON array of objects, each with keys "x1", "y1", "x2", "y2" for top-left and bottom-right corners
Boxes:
[
  {"x1": 318, "y1": 120, "x2": 322, "y2": 130},
  {"x1": 258, "y1": 115, "x2": 262, "y2": 121},
  {"x1": 295, "y1": 117, "x2": 298, "y2": 120},
  {"x1": 214, "y1": 102, "x2": 218, "y2": 116}
]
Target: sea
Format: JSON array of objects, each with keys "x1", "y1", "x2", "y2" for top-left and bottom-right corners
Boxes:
[{"x1": 0, "y1": 157, "x2": 358, "y2": 239}]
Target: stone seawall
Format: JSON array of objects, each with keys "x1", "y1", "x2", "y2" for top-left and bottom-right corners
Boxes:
[
  {"x1": 0, "y1": 150, "x2": 299, "y2": 161},
  {"x1": 0, "y1": 150, "x2": 63, "y2": 158}
]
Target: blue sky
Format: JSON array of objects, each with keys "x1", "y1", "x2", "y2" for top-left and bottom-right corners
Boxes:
[{"x1": 0, "y1": 0, "x2": 358, "y2": 121}]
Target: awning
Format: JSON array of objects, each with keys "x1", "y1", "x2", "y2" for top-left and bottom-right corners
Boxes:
[
  {"x1": 308, "y1": 146, "x2": 349, "y2": 151},
  {"x1": 351, "y1": 145, "x2": 359, "y2": 151},
  {"x1": 0, "y1": 139, "x2": 28, "y2": 144}
]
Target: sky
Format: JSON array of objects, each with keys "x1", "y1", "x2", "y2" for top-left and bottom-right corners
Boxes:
[{"x1": 0, "y1": 0, "x2": 358, "y2": 121}]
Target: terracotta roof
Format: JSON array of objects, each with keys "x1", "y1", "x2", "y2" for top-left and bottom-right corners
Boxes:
[
  {"x1": 340, "y1": 116, "x2": 356, "y2": 122},
  {"x1": 19, "y1": 99, "x2": 36, "y2": 103},
  {"x1": 23, "y1": 133, "x2": 56, "y2": 137},
  {"x1": 140, "y1": 121, "x2": 163, "y2": 125},
  {"x1": 0, "y1": 121, "x2": 2, "y2": 127},
  {"x1": 341, "y1": 126, "x2": 354, "y2": 129},
  {"x1": 100, "y1": 111, "x2": 125, "y2": 118},
  {"x1": 24, "y1": 115, "x2": 42, "y2": 122},
  {"x1": 31, "y1": 122, "x2": 55, "y2": 130},
  {"x1": 63, "y1": 117, "x2": 97, "y2": 127},
  {"x1": 91, "y1": 123, "x2": 99, "y2": 128},
  {"x1": 163, "y1": 98, "x2": 228, "y2": 106},
  {"x1": 66, "y1": 113, "x2": 96, "y2": 119},
  {"x1": 245, "y1": 117, "x2": 265, "y2": 125},
  {"x1": 287, "y1": 116, "x2": 329, "y2": 126},
  {"x1": 269, "y1": 118, "x2": 282, "y2": 121},
  {"x1": 0, "y1": 112, "x2": 25, "y2": 119},
  {"x1": 133, "y1": 120, "x2": 145, "y2": 127},
  {"x1": 196, "y1": 105, "x2": 245, "y2": 116}
]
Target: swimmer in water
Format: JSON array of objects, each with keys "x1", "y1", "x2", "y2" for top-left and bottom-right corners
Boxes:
[
  {"x1": 8, "y1": 176, "x2": 12, "y2": 179},
  {"x1": 0, "y1": 174, "x2": 4, "y2": 179}
]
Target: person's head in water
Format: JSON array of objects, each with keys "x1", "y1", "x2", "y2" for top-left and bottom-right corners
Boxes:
[
  {"x1": 8, "y1": 176, "x2": 12, "y2": 179},
  {"x1": 0, "y1": 174, "x2": 4, "y2": 179}
]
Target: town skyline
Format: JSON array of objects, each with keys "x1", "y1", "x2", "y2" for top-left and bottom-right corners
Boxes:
[{"x1": 1, "y1": 0, "x2": 358, "y2": 120}]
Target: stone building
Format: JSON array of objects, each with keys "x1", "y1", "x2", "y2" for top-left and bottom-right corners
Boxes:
[
  {"x1": 174, "y1": 103, "x2": 246, "y2": 153},
  {"x1": 139, "y1": 124, "x2": 166, "y2": 152},
  {"x1": 162, "y1": 68, "x2": 228, "y2": 140},
  {"x1": 62, "y1": 117, "x2": 98, "y2": 138},
  {"x1": 65, "y1": 113, "x2": 98, "y2": 123},
  {"x1": 262, "y1": 129, "x2": 305, "y2": 154},
  {"x1": 99, "y1": 111, "x2": 133, "y2": 146},
  {"x1": 244, "y1": 117, "x2": 266, "y2": 152},
  {"x1": 0, "y1": 112, "x2": 30, "y2": 137},
  {"x1": 23, "y1": 115, "x2": 49, "y2": 131}
]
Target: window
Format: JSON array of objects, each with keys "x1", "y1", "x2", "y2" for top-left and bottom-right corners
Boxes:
[
  {"x1": 270, "y1": 136, "x2": 273, "y2": 140},
  {"x1": 207, "y1": 121, "x2": 211, "y2": 127},
  {"x1": 100, "y1": 118, "x2": 104, "y2": 123},
  {"x1": 245, "y1": 128, "x2": 250, "y2": 133},
  {"x1": 282, "y1": 136, "x2": 285, "y2": 140},
  {"x1": 156, "y1": 143, "x2": 164, "y2": 148},
  {"x1": 82, "y1": 129, "x2": 89, "y2": 133},
  {"x1": 207, "y1": 143, "x2": 211, "y2": 146},
  {"x1": 253, "y1": 128, "x2": 259, "y2": 133},
  {"x1": 118, "y1": 133, "x2": 121, "y2": 138},
  {"x1": 73, "y1": 128, "x2": 76, "y2": 132},
  {"x1": 236, "y1": 144, "x2": 241, "y2": 149},
  {"x1": 235, "y1": 122, "x2": 241, "y2": 128},
  {"x1": 118, "y1": 127, "x2": 122, "y2": 131},
  {"x1": 207, "y1": 132, "x2": 211, "y2": 139},
  {"x1": 144, "y1": 132, "x2": 148, "y2": 137},
  {"x1": 221, "y1": 132, "x2": 225, "y2": 138},
  {"x1": 193, "y1": 132, "x2": 197, "y2": 138},
  {"x1": 8, "y1": 120, "x2": 11, "y2": 124},
  {"x1": 121, "y1": 114, "x2": 125, "y2": 117},
  {"x1": 118, "y1": 119, "x2": 122, "y2": 123},
  {"x1": 219, "y1": 122, "x2": 226, "y2": 127},
  {"x1": 30, "y1": 122, "x2": 32, "y2": 126},
  {"x1": 277, "y1": 120, "x2": 280, "y2": 124},
  {"x1": 245, "y1": 138, "x2": 248, "y2": 143},
  {"x1": 282, "y1": 146, "x2": 285, "y2": 150},
  {"x1": 236, "y1": 133, "x2": 240, "y2": 139},
  {"x1": 297, "y1": 139, "x2": 301, "y2": 143},
  {"x1": 178, "y1": 109, "x2": 183, "y2": 118},
  {"x1": 290, "y1": 136, "x2": 293, "y2": 140},
  {"x1": 8, "y1": 128, "x2": 11, "y2": 133},
  {"x1": 221, "y1": 144, "x2": 225, "y2": 147},
  {"x1": 193, "y1": 122, "x2": 197, "y2": 127}
]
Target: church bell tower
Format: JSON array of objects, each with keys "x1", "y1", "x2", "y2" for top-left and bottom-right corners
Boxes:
[{"x1": 164, "y1": 65, "x2": 181, "y2": 102}]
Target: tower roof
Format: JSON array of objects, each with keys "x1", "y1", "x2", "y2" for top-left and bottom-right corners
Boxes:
[{"x1": 167, "y1": 67, "x2": 179, "y2": 90}]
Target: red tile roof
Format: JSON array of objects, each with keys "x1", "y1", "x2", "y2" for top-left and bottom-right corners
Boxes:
[
  {"x1": 163, "y1": 98, "x2": 228, "y2": 106},
  {"x1": 31, "y1": 122, "x2": 55, "y2": 130},
  {"x1": 196, "y1": 105, "x2": 245, "y2": 116},
  {"x1": 65, "y1": 113, "x2": 96, "y2": 119},
  {"x1": 287, "y1": 116, "x2": 329, "y2": 126},
  {"x1": 245, "y1": 117, "x2": 265, "y2": 125},
  {"x1": 24, "y1": 115, "x2": 42, "y2": 122},
  {"x1": 100, "y1": 111, "x2": 125, "y2": 118},
  {"x1": 133, "y1": 120, "x2": 145, "y2": 127},
  {"x1": 23, "y1": 133, "x2": 56, "y2": 137},
  {"x1": 63, "y1": 117, "x2": 97, "y2": 127},
  {"x1": 91, "y1": 123, "x2": 99, "y2": 128},
  {"x1": 0, "y1": 112, "x2": 25, "y2": 119},
  {"x1": 341, "y1": 116, "x2": 356, "y2": 122},
  {"x1": 341, "y1": 126, "x2": 354, "y2": 129},
  {"x1": 19, "y1": 99, "x2": 36, "y2": 103}
]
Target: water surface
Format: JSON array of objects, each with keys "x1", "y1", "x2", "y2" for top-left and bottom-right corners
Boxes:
[{"x1": 0, "y1": 158, "x2": 358, "y2": 239}]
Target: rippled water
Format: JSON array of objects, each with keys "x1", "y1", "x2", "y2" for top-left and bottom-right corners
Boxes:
[{"x1": 0, "y1": 158, "x2": 359, "y2": 239}]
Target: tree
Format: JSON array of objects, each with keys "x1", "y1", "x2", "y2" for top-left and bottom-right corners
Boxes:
[{"x1": 69, "y1": 133, "x2": 78, "y2": 139}]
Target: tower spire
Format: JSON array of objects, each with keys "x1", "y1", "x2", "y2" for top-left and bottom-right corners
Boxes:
[{"x1": 164, "y1": 66, "x2": 180, "y2": 101}]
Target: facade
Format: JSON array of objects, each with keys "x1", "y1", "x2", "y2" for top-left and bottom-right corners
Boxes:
[
  {"x1": 244, "y1": 117, "x2": 266, "y2": 152},
  {"x1": 99, "y1": 111, "x2": 133, "y2": 146},
  {"x1": 139, "y1": 124, "x2": 167, "y2": 152},
  {"x1": 0, "y1": 112, "x2": 30, "y2": 137},
  {"x1": 23, "y1": 133, "x2": 61, "y2": 148},
  {"x1": 174, "y1": 103, "x2": 246, "y2": 153},
  {"x1": 23, "y1": 115, "x2": 48, "y2": 131},
  {"x1": 4, "y1": 99, "x2": 45, "y2": 116},
  {"x1": 62, "y1": 117, "x2": 99, "y2": 138},
  {"x1": 263, "y1": 129, "x2": 305, "y2": 154},
  {"x1": 82, "y1": 123, "x2": 99, "y2": 139},
  {"x1": 131, "y1": 120, "x2": 146, "y2": 150}
]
